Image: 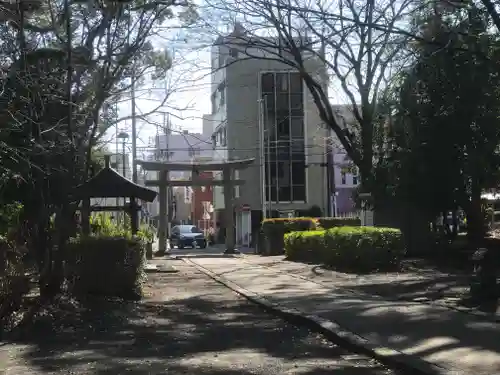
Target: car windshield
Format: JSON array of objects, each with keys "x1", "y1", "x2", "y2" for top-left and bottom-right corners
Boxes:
[{"x1": 179, "y1": 225, "x2": 202, "y2": 233}]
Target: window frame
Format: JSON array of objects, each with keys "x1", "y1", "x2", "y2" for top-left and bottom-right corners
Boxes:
[{"x1": 261, "y1": 71, "x2": 306, "y2": 204}]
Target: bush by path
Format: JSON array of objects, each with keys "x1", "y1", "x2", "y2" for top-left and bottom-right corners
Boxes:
[
  {"x1": 259, "y1": 216, "x2": 361, "y2": 255},
  {"x1": 66, "y1": 235, "x2": 146, "y2": 300},
  {"x1": 260, "y1": 218, "x2": 318, "y2": 255},
  {"x1": 284, "y1": 226, "x2": 405, "y2": 273},
  {"x1": 317, "y1": 217, "x2": 361, "y2": 229}
]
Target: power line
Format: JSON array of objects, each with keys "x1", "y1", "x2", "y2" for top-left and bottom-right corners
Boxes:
[{"x1": 137, "y1": 144, "x2": 328, "y2": 151}]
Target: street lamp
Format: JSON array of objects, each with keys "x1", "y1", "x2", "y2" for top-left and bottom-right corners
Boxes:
[
  {"x1": 117, "y1": 131, "x2": 129, "y2": 178},
  {"x1": 117, "y1": 131, "x2": 129, "y2": 226}
]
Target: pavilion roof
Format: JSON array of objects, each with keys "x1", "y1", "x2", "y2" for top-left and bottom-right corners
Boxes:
[{"x1": 71, "y1": 158, "x2": 157, "y2": 202}]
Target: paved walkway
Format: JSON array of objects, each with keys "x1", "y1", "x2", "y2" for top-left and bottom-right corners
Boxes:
[
  {"x1": 1, "y1": 261, "x2": 400, "y2": 375},
  {"x1": 186, "y1": 255, "x2": 500, "y2": 375},
  {"x1": 240, "y1": 255, "x2": 500, "y2": 318}
]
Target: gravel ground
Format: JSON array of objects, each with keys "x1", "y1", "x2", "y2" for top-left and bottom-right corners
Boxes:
[{"x1": 1, "y1": 261, "x2": 403, "y2": 374}]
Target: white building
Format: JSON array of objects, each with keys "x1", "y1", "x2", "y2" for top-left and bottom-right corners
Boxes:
[{"x1": 142, "y1": 130, "x2": 213, "y2": 224}]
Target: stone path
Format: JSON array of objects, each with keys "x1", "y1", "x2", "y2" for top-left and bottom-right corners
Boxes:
[
  {"x1": 0, "y1": 261, "x2": 400, "y2": 374},
  {"x1": 186, "y1": 255, "x2": 500, "y2": 375}
]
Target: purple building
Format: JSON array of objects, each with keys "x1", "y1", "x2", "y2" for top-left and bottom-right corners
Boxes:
[{"x1": 330, "y1": 105, "x2": 359, "y2": 216}]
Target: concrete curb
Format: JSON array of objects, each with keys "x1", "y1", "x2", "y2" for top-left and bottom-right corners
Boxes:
[{"x1": 184, "y1": 257, "x2": 449, "y2": 375}]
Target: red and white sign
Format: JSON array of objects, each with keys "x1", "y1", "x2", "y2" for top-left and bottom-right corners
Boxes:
[{"x1": 241, "y1": 204, "x2": 251, "y2": 211}]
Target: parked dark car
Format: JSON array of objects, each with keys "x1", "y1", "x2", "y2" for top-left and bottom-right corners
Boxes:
[{"x1": 170, "y1": 225, "x2": 207, "y2": 249}]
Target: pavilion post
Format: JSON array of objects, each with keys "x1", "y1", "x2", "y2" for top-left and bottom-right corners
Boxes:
[
  {"x1": 130, "y1": 196, "x2": 139, "y2": 234},
  {"x1": 223, "y1": 166, "x2": 236, "y2": 254},
  {"x1": 81, "y1": 198, "x2": 90, "y2": 235},
  {"x1": 158, "y1": 170, "x2": 168, "y2": 254}
]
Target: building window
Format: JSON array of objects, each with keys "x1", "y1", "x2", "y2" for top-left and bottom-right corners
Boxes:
[
  {"x1": 341, "y1": 171, "x2": 346, "y2": 185},
  {"x1": 261, "y1": 73, "x2": 274, "y2": 93},
  {"x1": 352, "y1": 173, "x2": 358, "y2": 185},
  {"x1": 261, "y1": 71, "x2": 305, "y2": 203},
  {"x1": 201, "y1": 186, "x2": 206, "y2": 192}
]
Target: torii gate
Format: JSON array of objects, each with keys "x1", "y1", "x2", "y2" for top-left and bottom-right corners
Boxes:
[{"x1": 136, "y1": 158, "x2": 255, "y2": 254}]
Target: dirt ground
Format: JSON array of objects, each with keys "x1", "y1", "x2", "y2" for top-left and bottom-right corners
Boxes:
[{"x1": 0, "y1": 261, "x2": 404, "y2": 375}]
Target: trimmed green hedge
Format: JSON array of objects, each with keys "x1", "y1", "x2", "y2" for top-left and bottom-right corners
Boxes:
[
  {"x1": 317, "y1": 217, "x2": 360, "y2": 229},
  {"x1": 284, "y1": 226, "x2": 405, "y2": 273},
  {"x1": 66, "y1": 235, "x2": 146, "y2": 300},
  {"x1": 260, "y1": 218, "x2": 318, "y2": 255}
]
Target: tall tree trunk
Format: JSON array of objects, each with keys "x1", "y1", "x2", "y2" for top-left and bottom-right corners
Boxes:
[
  {"x1": 401, "y1": 203, "x2": 432, "y2": 256},
  {"x1": 34, "y1": 216, "x2": 53, "y2": 300},
  {"x1": 47, "y1": 205, "x2": 71, "y2": 297},
  {"x1": 467, "y1": 179, "x2": 484, "y2": 245}
]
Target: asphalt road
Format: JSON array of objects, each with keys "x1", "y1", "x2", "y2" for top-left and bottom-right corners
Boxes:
[{"x1": 2, "y1": 261, "x2": 402, "y2": 374}]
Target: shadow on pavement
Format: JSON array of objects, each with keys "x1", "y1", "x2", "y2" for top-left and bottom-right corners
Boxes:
[
  {"x1": 203, "y1": 256, "x2": 500, "y2": 374},
  {"x1": 266, "y1": 280, "x2": 500, "y2": 374},
  {"x1": 2, "y1": 266, "x2": 396, "y2": 375}
]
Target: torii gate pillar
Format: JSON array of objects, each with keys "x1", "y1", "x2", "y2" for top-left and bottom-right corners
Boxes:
[
  {"x1": 222, "y1": 166, "x2": 236, "y2": 254},
  {"x1": 158, "y1": 170, "x2": 168, "y2": 253}
]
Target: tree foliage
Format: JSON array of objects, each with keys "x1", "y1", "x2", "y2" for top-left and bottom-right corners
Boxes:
[
  {"x1": 0, "y1": 0, "x2": 192, "y2": 296},
  {"x1": 379, "y1": 5, "x2": 500, "y2": 238}
]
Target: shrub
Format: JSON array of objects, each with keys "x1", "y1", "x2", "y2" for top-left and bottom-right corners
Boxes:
[
  {"x1": 317, "y1": 217, "x2": 361, "y2": 229},
  {"x1": 89, "y1": 214, "x2": 154, "y2": 244},
  {"x1": 66, "y1": 235, "x2": 146, "y2": 300},
  {"x1": 137, "y1": 225, "x2": 155, "y2": 244},
  {"x1": 283, "y1": 230, "x2": 326, "y2": 262},
  {"x1": 261, "y1": 218, "x2": 318, "y2": 255},
  {"x1": 90, "y1": 214, "x2": 128, "y2": 237},
  {"x1": 284, "y1": 226, "x2": 405, "y2": 273}
]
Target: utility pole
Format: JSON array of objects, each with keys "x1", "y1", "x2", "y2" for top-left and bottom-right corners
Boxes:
[
  {"x1": 122, "y1": 141, "x2": 127, "y2": 178},
  {"x1": 127, "y1": 7, "x2": 139, "y2": 228},
  {"x1": 264, "y1": 95, "x2": 272, "y2": 218},
  {"x1": 115, "y1": 117, "x2": 119, "y2": 218},
  {"x1": 131, "y1": 67, "x2": 138, "y2": 184},
  {"x1": 163, "y1": 112, "x2": 172, "y2": 243},
  {"x1": 258, "y1": 98, "x2": 267, "y2": 220}
]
